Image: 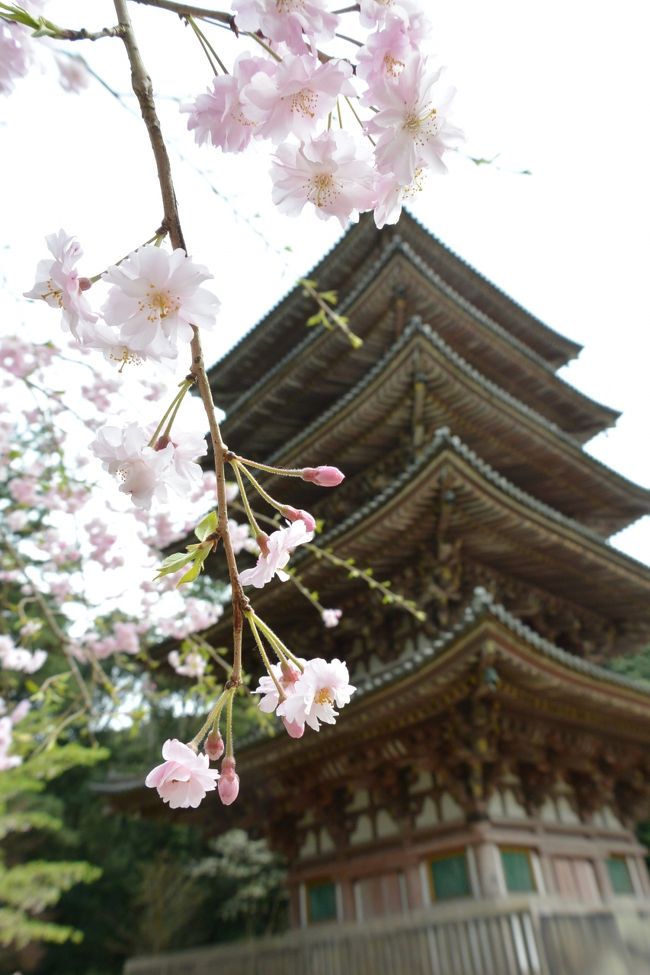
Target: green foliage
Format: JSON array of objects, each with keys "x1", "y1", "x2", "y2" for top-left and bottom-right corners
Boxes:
[
  {"x1": 193, "y1": 829, "x2": 287, "y2": 931},
  {"x1": 607, "y1": 645, "x2": 650, "y2": 684},
  {"x1": 156, "y1": 510, "x2": 219, "y2": 586}
]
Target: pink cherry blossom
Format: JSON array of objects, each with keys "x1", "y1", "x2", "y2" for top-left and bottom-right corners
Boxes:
[
  {"x1": 24, "y1": 230, "x2": 98, "y2": 340},
  {"x1": 321, "y1": 608, "x2": 342, "y2": 628},
  {"x1": 366, "y1": 57, "x2": 463, "y2": 184},
  {"x1": 358, "y1": 0, "x2": 420, "y2": 29},
  {"x1": 253, "y1": 658, "x2": 306, "y2": 714},
  {"x1": 301, "y1": 465, "x2": 344, "y2": 487},
  {"x1": 241, "y1": 55, "x2": 354, "y2": 143},
  {"x1": 239, "y1": 520, "x2": 313, "y2": 588},
  {"x1": 356, "y1": 15, "x2": 416, "y2": 89},
  {"x1": 0, "y1": 635, "x2": 47, "y2": 674},
  {"x1": 233, "y1": 0, "x2": 338, "y2": 55},
  {"x1": 228, "y1": 519, "x2": 257, "y2": 555},
  {"x1": 182, "y1": 55, "x2": 273, "y2": 152},
  {"x1": 102, "y1": 246, "x2": 220, "y2": 361},
  {"x1": 157, "y1": 429, "x2": 207, "y2": 496},
  {"x1": 277, "y1": 657, "x2": 355, "y2": 732},
  {"x1": 0, "y1": 21, "x2": 32, "y2": 96},
  {"x1": 168, "y1": 650, "x2": 206, "y2": 679},
  {"x1": 272, "y1": 131, "x2": 377, "y2": 228},
  {"x1": 218, "y1": 756, "x2": 240, "y2": 805},
  {"x1": 91, "y1": 423, "x2": 174, "y2": 510},
  {"x1": 373, "y1": 167, "x2": 426, "y2": 228},
  {"x1": 56, "y1": 56, "x2": 89, "y2": 94},
  {"x1": 145, "y1": 739, "x2": 220, "y2": 809}
]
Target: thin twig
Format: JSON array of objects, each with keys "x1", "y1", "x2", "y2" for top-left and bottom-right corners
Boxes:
[{"x1": 114, "y1": 0, "x2": 248, "y2": 684}]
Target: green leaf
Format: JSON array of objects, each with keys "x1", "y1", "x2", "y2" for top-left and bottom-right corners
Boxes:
[{"x1": 195, "y1": 510, "x2": 217, "y2": 542}]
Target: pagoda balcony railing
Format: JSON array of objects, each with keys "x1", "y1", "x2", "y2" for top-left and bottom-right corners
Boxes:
[{"x1": 123, "y1": 894, "x2": 650, "y2": 975}]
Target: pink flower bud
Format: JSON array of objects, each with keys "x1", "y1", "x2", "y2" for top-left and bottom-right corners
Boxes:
[
  {"x1": 204, "y1": 730, "x2": 224, "y2": 761},
  {"x1": 78, "y1": 277, "x2": 92, "y2": 292},
  {"x1": 282, "y1": 717, "x2": 305, "y2": 739},
  {"x1": 301, "y1": 466, "x2": 345, "y2": 487},
  {"x1": 281, "y1": 505, "x2": 316, "y2": 533},
  {"x1": 218, "y1": 757, "x2": 239, "y2": 805}
]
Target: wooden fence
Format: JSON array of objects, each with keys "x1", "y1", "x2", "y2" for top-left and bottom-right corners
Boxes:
[{"x1": 124, "y1": 897, "x2": 650, "y2": 975}]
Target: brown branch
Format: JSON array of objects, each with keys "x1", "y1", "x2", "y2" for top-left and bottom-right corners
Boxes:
[
  {"x1": 128, "y1": 0, "x2": 236, "y2": 29},
  {"x1": 56, "y1": 25, "x2": 125, "y2": 41},
  {"x1": 113, "y1": 0, "x2": 247, "y2": 683}
]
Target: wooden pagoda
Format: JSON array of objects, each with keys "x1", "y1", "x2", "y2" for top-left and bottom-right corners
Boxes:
[{"x1": 126, "y1": 214, "x2": 650, "y2": 975}]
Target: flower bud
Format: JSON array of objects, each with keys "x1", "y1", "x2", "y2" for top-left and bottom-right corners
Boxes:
[
  {"x1": 281, "y1": 505, "x2": 316, "y2": 533},
  {"x1": 301, "y1": 466, "x2": 344, "y2": 487},
  {"x1": 204, "y1": 730, "x2": 224, "y2": 762},
  {"x1": 282, "y1": 717, "x2": 305, "y2": 739},
  {"x1": 78, "y1": 277, "x2": 92, "y2": 292},
  {"x1": 218, "y1": 756, "x2": 240, "y2": 805}
]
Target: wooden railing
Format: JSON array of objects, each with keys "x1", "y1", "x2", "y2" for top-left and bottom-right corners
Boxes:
[{"x1": 124, "y1": 897, "x2": 650, "y2": 975}]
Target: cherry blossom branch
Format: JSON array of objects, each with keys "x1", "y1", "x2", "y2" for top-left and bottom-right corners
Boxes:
[
  {"x1": 113, "y1": 0, "x2": 248, "y2": 684},
  {"x1": 128, "y1": 0, "x2": 236, "y2": 29}
]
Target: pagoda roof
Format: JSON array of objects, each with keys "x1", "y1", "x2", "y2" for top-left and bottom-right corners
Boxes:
[
  {"x1": 253, "y1": 318, "x2": 650, "y2": 536},
  {"x1": 209, "y1": 214, "x2": 618, "y2": 444},
  {"x1": 106, "y1": 591, "x2": 650, "y2": 821},
  {"x1": 213, "y1": 429, "x2": 650, "y2": 654}
]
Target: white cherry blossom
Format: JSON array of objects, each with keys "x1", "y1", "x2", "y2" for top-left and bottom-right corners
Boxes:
[
  {"x1": 277, "y1": 658, "x2": 356, "y2": 731},
  {"x1": 102, "y1": 246, "x2": 220, "y2": 362},
  {"x1": 239, "y1": 519, "x2": 313, "y2": 588}
]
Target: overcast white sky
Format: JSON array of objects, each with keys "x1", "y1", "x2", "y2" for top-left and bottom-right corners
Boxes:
[{"x1": 1, "y1": 0, "x2": 648, "y2": 563}]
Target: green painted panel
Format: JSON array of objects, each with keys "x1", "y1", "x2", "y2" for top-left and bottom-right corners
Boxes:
[
  {"x1": 501, "y1": 849, "x2": 536, "y2": 893},
  {"x1": 431, "y1": 853, "x2": 470, "y2": 900},
  {"x1": 308, "y1": 881, "x2": 337, "y2": 922},
  {"x1": 606, "y1": 857, "x2": 634, "y2": 895}
]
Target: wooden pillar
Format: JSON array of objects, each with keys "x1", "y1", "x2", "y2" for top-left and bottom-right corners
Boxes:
[
  {"x1": 404, "y1": 859, "x2": 425, "y2": 910},
  {"x1": 474, "y1": 841, "x2": 507, "y2": 897},
  {"x1": 339, "y1": 876, "x2": 356, "y2": 921}
]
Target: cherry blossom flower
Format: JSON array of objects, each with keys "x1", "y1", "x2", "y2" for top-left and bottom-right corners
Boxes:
[
  {"x1": 239, "y1": 520, "x2": 313, "y2": 588},
  {"x1": 373, "y1": 167, "x2": 426, "y2": 228},
  {"x1": 301, "y1": 465, "x2": 344, "y2": 487},
  {"x1": 233, "y1": 0, "x2": 338, "y2": 55},
  {"x1": 253, "y1": 658, "x2": 306, "y2": 714},
  {"x1": 145, "y1": 739, "x2": 220, "y2": 809},
  {"x1": 356, "y1": 14, "x2": 418, "y2": 89},
  {"x1": 182, "y1": 55, "x2": 273, "y2": 152},
  {"x1": 0, "y1": 635, "x2": 47, "y2": 674},
  {"x1": 228, "y1": 519, "x2": 257, "y2": 555},
  {"x1": 241, "y1": 55, "x2": 354, "y2": 143},
  {"x1": 0, "y1": 21, "x2": 32, "y2": 95},
  {"x1": 91, "y1": 422, "x2": 207, "y2": 510},
  {"x1": 321, "y1": 608, "x2": 342, "y2": 628},
  {"x1": 102, "y1": 246, "x2": 220, "y2": 361},
  {"x1": 0, "y1": 716, "x2": 21, "y2": 771},
  {"x1": 366, "y1": 57, "x2": 463, "y2": 184},
  {"x1": 272, "y1": 131, "x2": 377, "y2": 228},
  {"x1": 91, "y1": 423, "x2": 174, "y2": 510},
  {"x1": 168, "y1": 650, "x2": 206, "y2": 679},
  {"x1": 56, "y1": 56, "x2": 89, "y2": 94},
  {"x1": 277, "y1": 657, "x2": 355, "y2": 731},
  {"x1": 358, "y1": 0, "x2": 420, "y2": 29},
  {"x1": 24, "y1": 230, "x2": 98, "y2": 340},
  {"x1": 218, "y1": 756, "x2": 240, "y2": 805}
]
